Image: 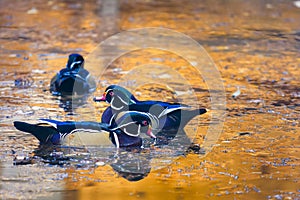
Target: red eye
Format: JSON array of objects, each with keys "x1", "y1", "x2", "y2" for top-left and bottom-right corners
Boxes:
[
  {"x1": 142, "y1": 120, "x2": 148, "y2": 126},
  {"x1": 109, "y1": 91, "x2": 114, "y2": 96}
]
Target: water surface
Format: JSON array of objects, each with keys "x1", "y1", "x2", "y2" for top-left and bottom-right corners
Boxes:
[{"x1": 0, "y1": 0, "x2": 299, "y2": 199}]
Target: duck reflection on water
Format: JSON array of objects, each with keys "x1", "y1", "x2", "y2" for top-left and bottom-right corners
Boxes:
[
  {"x1": 30, "y1": 129, "x2": 193, "y2": 182},
  {"x1": 56, "y1": 94, "x2": 90, "y2": 113}
]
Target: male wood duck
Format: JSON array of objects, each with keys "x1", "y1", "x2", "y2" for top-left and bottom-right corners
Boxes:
[
  {"x1": 13, "y1": 111, "x2": 155, "y2": 148},
  {"x1": 94, "y1": 85, "x2": 207, "y2": 134},
  {"x1": 50, "y1": 54, "x2": 96, "y2": 96}
]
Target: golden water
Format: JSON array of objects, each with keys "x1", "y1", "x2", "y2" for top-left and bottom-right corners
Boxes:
[{"x1": 0, "y1": 0, "x2": 299, "y2": 199}]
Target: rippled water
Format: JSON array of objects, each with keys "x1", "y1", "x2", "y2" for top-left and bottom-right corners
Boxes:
[{"x1": 0, "y1": 0, "x2": 299, "y2": 199}]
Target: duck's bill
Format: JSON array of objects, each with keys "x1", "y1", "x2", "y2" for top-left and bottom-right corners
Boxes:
[
  {"x1": 93, "y1": 95, "x2": 106, "y2": 102},
  {"x1": 146, "y1": 127, "x2": 156, "y2": 139}
]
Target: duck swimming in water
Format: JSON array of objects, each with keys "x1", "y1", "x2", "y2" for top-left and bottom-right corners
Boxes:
[
  {"x1": 14, "y1": 111, "x2": 155, "y2": 148},
  {"x1": 50, "y1": 53, "x2": 96, "y2": 96},
  {"x1": 94, "y1": 85, "x2": 207, "y2": 135}
]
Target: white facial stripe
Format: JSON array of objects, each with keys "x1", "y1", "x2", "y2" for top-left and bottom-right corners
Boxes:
[
  {"x1": 111, "y1": 97, "x2": 124, "y2": 110},
  {"x1": 106, "y1": 89, "x2": 113, "y2": 93},
  {"x1": 111, "y1": 104, "x2": 124, "y2": 110},
  {"x1": 70, "y1": 61, "x2": 82, "y2": 69},
  {"x1": 117, "y1": 95, "x2": 129, "y2": 105},
  {"x1": 114, "y1": 111, "x2": 157, "y2": 130},
  {"x1": 113, "y1": 132, "x2": 120, "y2": 148},
  {"x1": 107, "y1": 88, "x2": 135, "y2": 105},
  {"x1": 123, "y1": 128, "x2": 139, "y2": 137},
  {"x1": 109, "y1": 113, "x2": 116, "y2": 126},
  {"x1": 138, "y1": 124, "x2": 141, "y2": 135}
]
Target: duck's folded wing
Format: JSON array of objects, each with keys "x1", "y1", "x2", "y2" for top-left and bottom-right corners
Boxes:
[
  {"x1": 157, "y1": 104, "x2": 191, "y2": 118},
  {"x1": 39, "y1": 119, "x2": 110, "y2": 133},
  {"x1": 39, "y1": 119, "x2": 112, "y2": 146},
  {"x1": 132, "y1": 101, "x2": 191, "y2": 118}
]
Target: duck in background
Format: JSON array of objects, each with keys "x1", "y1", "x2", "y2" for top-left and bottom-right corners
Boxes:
[{"x1": 50, "y1": 53, "x2": 96, "y2": 96}]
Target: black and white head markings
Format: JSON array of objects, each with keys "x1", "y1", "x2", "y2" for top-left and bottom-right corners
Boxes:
[
  {"x1": 112, "y1": 111, "x2": 155, "y2": 137},
  {"x1": 94, "y1": 85, "x2": 137, "y2": 110},
  {"x1": 66, "y1": 54, "x2": 85, "y2": 70},
  {"x1": 108, "y1": 111, "x2": 155, "y2": 148}
]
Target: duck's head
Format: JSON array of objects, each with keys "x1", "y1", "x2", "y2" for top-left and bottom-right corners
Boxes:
[
  {"x1": 115, "y1": 111, "x2": 156, "y2": 139},
  {"x1": 66, "y1": 54, "x2": 84, "y2": 71},
  {"x1": 94, "y1": 85, "x2": 138, "y2": 110},
  {"x1": 110, "y1": 111, "x2": 156, "y2": 147}
]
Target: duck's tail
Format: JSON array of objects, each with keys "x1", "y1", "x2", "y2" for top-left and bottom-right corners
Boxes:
[
  {"x1": 13, "y1": 121, "x2": 58, "y2": 144},
  {"x1": 179, "y1": 108, "x2": 207, "y2": 128}
]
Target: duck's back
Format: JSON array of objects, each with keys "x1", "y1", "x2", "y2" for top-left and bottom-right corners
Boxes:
[{"x1": 50, "y1": 68, "x2": 95, "y2": 95}]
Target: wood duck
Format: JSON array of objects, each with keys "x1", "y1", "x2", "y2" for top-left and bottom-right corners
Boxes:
[
  {"x1": 50, "y1": 54, "x2": 96, "y2": 96},
  {"x1": 13, "y1": 111, "x2": 155, "y2": 148},
  {"x1": 94, "y1": 85, "x2": 207, "y2": 135}
]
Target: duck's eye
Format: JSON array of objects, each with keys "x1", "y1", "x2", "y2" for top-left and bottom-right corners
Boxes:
[
  {"x1": 142, "y1": 120, "x2": 148, "y2": 126},
  {"x1": 109, "y1": 91, "x2": 114, "y2": 96}
]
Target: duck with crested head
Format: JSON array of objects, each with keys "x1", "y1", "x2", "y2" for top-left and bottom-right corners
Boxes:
[
  {"x1": 94, "y1": 85, "x2": 207, "y2": 135},
  {"x1": 13, "y1": 111, "x2": 155, "y2": 148},
  {"x1": 50, "y1": 53, "x2": 96, "y2": 96}
]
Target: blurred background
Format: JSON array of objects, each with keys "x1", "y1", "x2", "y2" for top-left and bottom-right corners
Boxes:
[{"x1": 0, "y1": 0, "x2": 299, "y2": 199}]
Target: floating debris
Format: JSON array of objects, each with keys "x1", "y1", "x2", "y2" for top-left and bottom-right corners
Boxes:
[
  {"x1": 232, "y1": 86, "x2": 241, "y2": 99},
  {"x1": 273, "y1": 194, "x2": 283, "y2": 200},
  {"x1": 14, "y1": 76, "x2": 34, "y2": 88},
  {"x1": 186, "y1": 144, "x2": 205, "y2": 154},
  {"x1": 248, "y1": 99, "x2": 264, "y2": 104},
  {"x1": 32, "y1": 69, "x2": 46, "y2": 74},
  {"x1": 218, "y1": 171, "x2": 239, "y2": 180},
  {"x1": 261, "y1": 164, "x2": 271, "y2": 174},
  {"x1": 294, "y1": 1, "x2": 300, "y2": 8},
  {"x1": 175, "y1": 90, "x2": 193, "y2": 96},
  {"x1": 95, "y1": 161, "x2": 106, "y2": 166},
  {"x1": 27, "y1": 7, "x2": 38, "y2": 14},
  {"x1": 13, "y1": 155, "x2": 34, "y2": 165},
  {"x1": 9, "y1": 54, "x2": 21, "y2": 58},
  {"x1": 252, "y1": 186, "x2": 261, "y2": 193},
  {"x1": 238, "y1": 132, "x2": 251, "y2": 136}
]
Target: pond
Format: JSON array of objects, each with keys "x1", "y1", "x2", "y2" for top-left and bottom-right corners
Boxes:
[{"x1": 0, "y1": 0, "x2": 299, "y2": 199}]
